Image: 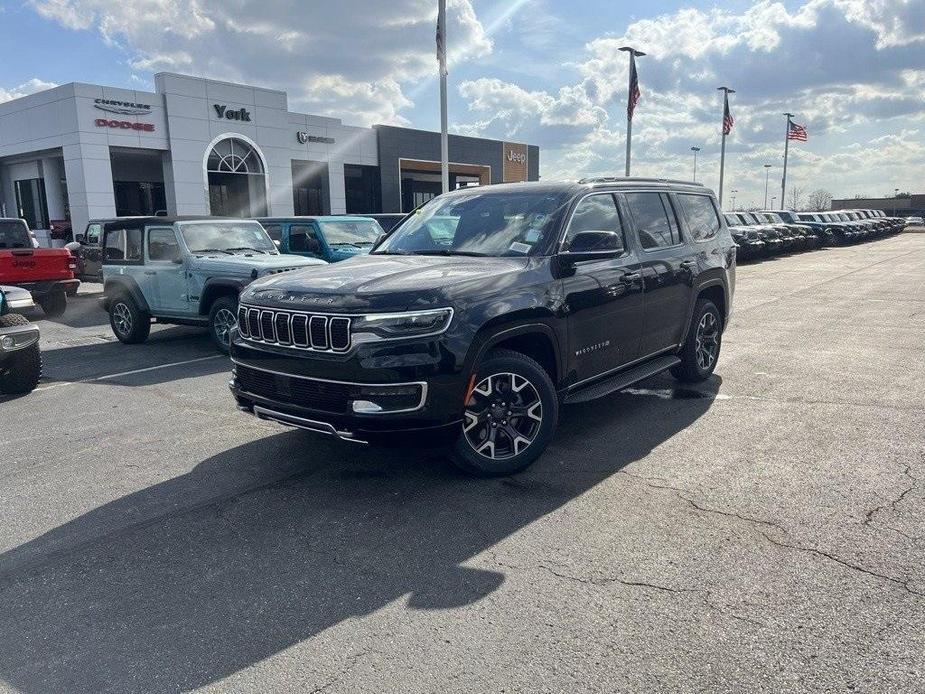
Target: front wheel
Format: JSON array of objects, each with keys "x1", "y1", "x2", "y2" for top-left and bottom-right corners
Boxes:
[
  {"x1": 208, "y1": 296, "x2": 238, "y2": 354},
  {"x1": 450, "y1": 349, "x2": 559, "y2": 477},
  {"x1": 671, "y1": 298, "x2": 723, "y2": 383}
]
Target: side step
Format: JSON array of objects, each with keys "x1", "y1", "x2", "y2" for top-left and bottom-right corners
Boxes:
[{"x1": 563, "y1": 355, "x2": 681, "y2": 405}]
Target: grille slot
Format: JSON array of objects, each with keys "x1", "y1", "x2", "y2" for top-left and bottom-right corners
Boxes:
[
  {"x1": 235, "y1": 365, "x2": 351, "y2": 414},
  {"x1": 239, "y1": 305, "x2": 353, "y2": 353}
]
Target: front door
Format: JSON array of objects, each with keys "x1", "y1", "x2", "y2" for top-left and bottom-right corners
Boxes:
[
  {"x1": 83, "y1": 223, "x2": 104, "y2": 278},
  {"x1": 561, "y1": 193, "x2": 645, "y2": 384},
  {"x1": 624, "y1": 191, "x2": 696, "y2": 355},
  {"x1": 144, "y1": 226, "x2": 188, "y2": 314}
]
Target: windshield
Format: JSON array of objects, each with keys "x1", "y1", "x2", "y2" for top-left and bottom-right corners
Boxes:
[
  {"x1": 373, "y1": 190, "x2": 570, "y2": 257},
  {"x1": 724, "y1": 214, "x2": 740, "y2": 226},
  {"x1": 319, "y1": 220, "x2": 382, "y2": 246},
  {"x1": 179, "y1": 221, "x2": 277, "y2": 254},
  {"x1": 766, "y1": 213, "x2": 784, "y2": 223},
  {"x1": 0, "y1": 220, "x2": 31, "y2": 249}
]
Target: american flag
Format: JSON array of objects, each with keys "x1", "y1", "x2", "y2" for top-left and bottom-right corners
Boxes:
[
  {"x1": 436, "y1": 9, "x2": 447, "y2": 76},
  {"x1": 627, "y1": 52, "x2": 641, "y2": 122},
  {"x1": 722, "y1": 92, "x2": 734, "y2": 135},
  {"x1": 788, "y1": 120, "x2": 808, "y2": 141}
]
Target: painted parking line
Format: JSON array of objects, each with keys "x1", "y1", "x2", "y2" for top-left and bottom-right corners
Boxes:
[{"x1": 34, "y1": 355, "x2": 226, "y2": 391}]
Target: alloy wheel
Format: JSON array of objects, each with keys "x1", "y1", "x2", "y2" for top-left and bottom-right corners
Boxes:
[
  {"x1": 695, "y1": 312, "x2": 720, "y2": 371},
  {"x1": 113, "y1": 303, "x2": 133, "y2": 336},
  {"x1": 463, "y1": 372, "x2": 543, "y2": 460},
  {"x1": 213, "y1": 308, "x2": 237, "y2": 346}
]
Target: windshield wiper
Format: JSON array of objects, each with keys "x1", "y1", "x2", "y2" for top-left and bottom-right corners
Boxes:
[
  {"x1": 408, "y1": 250, "x2": 490, "y2": 257},
  {"x1": 329, "y1": 242, "x2": 369, "y2": 248},
  {"x1": 191, "y1": 248, "x2": 234, "y2": 255},
  {"x1": 225, "y1": 246, "x2": 270, "y2": 254}
]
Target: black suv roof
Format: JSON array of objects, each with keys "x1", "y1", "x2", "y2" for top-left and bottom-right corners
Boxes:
[{"x1": 100, "y1": 216, "x2": 247, "y2": 229}]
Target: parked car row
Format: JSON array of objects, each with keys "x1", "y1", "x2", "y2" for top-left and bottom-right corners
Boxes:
[{"x1": 725, "y1": 209, "x2": 906, "y2": 260}]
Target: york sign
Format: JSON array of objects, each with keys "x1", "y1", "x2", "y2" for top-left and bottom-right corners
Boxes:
[
  {"x1": 213, "y1": 104, "x2": 251, "y2": 122},
  {"x1": 95, "y1": 118, "x2": 155, "y2": 132}
]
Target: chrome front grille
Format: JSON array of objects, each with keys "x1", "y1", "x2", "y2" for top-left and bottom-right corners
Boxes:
[{"x1": 238, "y1": 305, "x2": 352, "y2": 352}]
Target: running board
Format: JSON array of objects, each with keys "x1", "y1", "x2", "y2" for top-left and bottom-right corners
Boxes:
[{"x1": 563, "y1": 356, "x2": 681, "y2": 404}]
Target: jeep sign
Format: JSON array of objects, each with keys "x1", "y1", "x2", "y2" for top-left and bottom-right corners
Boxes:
[
  {"x1": 502, "y1": 142, "x2": 529, "y2": 183},
  {"x1": 213, "y1": 105, "x2": 252, "y2": 122}
]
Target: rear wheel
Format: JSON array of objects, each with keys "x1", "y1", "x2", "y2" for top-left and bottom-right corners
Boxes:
[
  {"x1": 450, "y1": 349, "x2": 558, "y2": 477},
  {"x1": 671, "y1": 299, "x2": 723, "y2": 383},
  {"x1": 109, "y1": 295, "x2": 151, "y2": 344},
  {"x1": 0, "y1": 313, "x2": 41, "y2": 395},
  {"x1": 208, "y1": 296, "x2": 238, "y2": 354},
  {"x1": 38, "y1": 292, "x2": 67, "y2": 317}
]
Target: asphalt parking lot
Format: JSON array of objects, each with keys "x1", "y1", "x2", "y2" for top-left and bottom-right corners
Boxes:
[{"x1": 2, "y1": 232, "x2": 923, "y2": 693}]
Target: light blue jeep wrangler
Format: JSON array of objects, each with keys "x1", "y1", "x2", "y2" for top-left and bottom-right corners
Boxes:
[{"x1": 101, "y1": 217, "x2": 325, "y2": 353}]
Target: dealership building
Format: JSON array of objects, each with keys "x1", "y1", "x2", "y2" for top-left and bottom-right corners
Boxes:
[{"x1": 0, "y1": 73, "x2": 539, "y2": 237}]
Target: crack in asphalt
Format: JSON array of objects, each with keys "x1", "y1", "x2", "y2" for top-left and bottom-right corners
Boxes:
[
  {"x1": 863, "y1": 464, "x2": 918, "y2": 530},
  {"x1": 308, "y1": 649, "x2": 377, "y2": 693},
  {"x1": 759, "y1": 531, "x2": 924, "y2": 598}
]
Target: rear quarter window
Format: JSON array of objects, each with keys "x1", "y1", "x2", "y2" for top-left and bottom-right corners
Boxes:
[
  {"x1": 104, "y1": 227, "x2": 143, "y2": 263},
  {"x1": 0, "y1": 220, "x2": 31, "y2": 249},
  {"x1": 677, "y1": 194, "x2": 721, "y2": 241}
]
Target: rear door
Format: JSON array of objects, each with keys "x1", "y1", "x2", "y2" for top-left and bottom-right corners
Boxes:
[
  {"x1": 144, "y1": 225, "x2": 189, "y2": 314},
  {"x1": 625, "y1": 191, "x2": 696, "y2": 356},
  {"x1": 561, "y1": 193, "x2": 645, "y2": 383}
]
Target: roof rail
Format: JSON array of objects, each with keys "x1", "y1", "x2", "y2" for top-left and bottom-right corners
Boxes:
[{"x1": 577, "y1": 176, "x2": 704, "y2": 187}]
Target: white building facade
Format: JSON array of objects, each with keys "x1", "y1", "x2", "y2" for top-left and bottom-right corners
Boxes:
[{"x1": 0, "y1": 73, "x2": 537, "y2": 240}]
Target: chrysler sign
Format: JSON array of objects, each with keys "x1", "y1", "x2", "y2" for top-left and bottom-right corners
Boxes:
[{"x1": 94, "y1": 98, "x2": 152, "y2": 115}]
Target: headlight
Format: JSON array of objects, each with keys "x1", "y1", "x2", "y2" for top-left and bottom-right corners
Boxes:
[{"x1": 352, "y1": 308, "x2": 453, "y2": 341}]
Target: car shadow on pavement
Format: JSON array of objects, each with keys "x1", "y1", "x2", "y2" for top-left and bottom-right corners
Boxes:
[{"x1": 0, "y1": 375, "x2": 721, "y2": 693}]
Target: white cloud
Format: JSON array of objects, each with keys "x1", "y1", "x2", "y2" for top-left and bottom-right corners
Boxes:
[
  {"x1": 27, "y1": 0, "x2": 492, "y2": 125},
  {"x1": 0, "y1": 78, "x2": 58, "y2": 103}
]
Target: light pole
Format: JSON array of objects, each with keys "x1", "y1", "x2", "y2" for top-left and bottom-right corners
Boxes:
[
  {"x1": 763, "y1": 164, "x2": 772, "y2": 209},
  {"x1": 690, "y1": 147, "x2": 701, "y2": 182},
  {"x1": 620, "y1": 46, "x2": 645, "y2": 176},
  {"x1": 717, "y1": 86, "x2": 735, "y2": 206},
  {"x1": 894, "y1": 188, "x2": 900, "y2": 216},
  {"x1": 437, "y1": 0, "x2": 449, "y2": 194},
  {"x1": 730, "y1": 189, "x2": 738, "y2": 211}
]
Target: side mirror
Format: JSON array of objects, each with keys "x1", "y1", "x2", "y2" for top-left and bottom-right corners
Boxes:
[
  {"x1": 75, "y1": 234, "x2": 86, "y2": 244},
  {"x1": 171, "y1": 257, "x2": 184, "y2": 265},
  {"x1": 560, "y1": 230, "x2": 623, "y2": 262},
  {"x1": 273, "y1": 239, "x2": 281, "y2": 249}
]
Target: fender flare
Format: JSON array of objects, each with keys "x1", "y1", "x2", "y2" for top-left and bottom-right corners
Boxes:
[
  {"x1": 681, "y1": 277, "x2": 728, "y2": 343},
  {"x1": 464, "y1": 321, "x2": 563, "y2": 384},
  {"x1": 103, "y1": 276, "x2": 150, "y2": 313},
  {"x1": 198, "y1": 278, "x2": 247, "y2": 315}
]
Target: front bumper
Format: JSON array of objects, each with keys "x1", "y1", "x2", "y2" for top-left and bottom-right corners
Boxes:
[{"x1": 0, "y1": 323, "x2": 40, "y2": 354}]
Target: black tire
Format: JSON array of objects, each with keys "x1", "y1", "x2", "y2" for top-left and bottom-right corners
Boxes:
[
  {"x1": 671, "y1": 298, "x2": 723, "y2": 383},
  {"x1": 109, "y1": 295, "x2": 151, "y2": 344},
  {"x1": 450, "y1": 348, "x2": 559, "y2": 477},
  {"x1": 208, "y1": 295, "x2": 238, "y2": 354},
  {"x1": 38, "y1": 292, "x2": 67, "y2": 318},
  {"x1": 0, "y1": 313, "x2": 42, "y2": 395}
]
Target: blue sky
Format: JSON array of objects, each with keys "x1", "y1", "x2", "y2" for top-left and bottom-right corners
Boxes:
[{"x1": 1, "y1": 0, "x2": 923, "y2": 208}]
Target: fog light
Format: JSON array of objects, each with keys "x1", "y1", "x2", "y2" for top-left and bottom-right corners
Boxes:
[
  {"x1": 0, "y1": 336, "x2": 14, "y2": 350},
  {"x1": 350, "y1": 384, "x2": 424, "y2": 414}
]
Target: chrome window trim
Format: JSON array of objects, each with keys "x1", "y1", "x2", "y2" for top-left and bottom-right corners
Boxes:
[{"x1": 232, "y1": 359, "x2": 429, "y2": 413}]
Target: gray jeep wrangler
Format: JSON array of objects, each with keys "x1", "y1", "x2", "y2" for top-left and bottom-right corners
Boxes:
[{"x1": 100, "y1": 217, "x2": 325, "y2": 352}]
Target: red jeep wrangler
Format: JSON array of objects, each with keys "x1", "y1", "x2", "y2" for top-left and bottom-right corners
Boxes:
[{"x1": 0, "y1": 218, "x2": 79, "y2": 317}]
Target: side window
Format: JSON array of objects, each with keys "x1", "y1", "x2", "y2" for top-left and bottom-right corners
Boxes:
[
  {"x1": 289, "y1": 224, "x2": 320, "y2": 253},
  {"x1": 677, "y1": 194, "x2": 721, "y2": 241},
  {"x1": 147, "y1": 227, "x2": 180, "y2": 262},
  {"x1": 104, "y1": 227, "x2": 143, "y2": 262},
  {"x1": 263, "y1": 224, "x2": 282, "y2": 242},
  {"x1": 86, "y1": 224, "x2": 102, "y2": 245},
  {"x1": 563, "y1": 194, "x2": 625, "y2": 253},
  {"x1": 625, "y1": 192, "x2": 677, "y2": 250}
]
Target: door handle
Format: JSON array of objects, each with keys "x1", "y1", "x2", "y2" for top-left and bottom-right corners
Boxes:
[
  {"x1": 621, "y1": 272, "x2": 642, "y2": 283},
  {"x1": 144, "y1": 270, "x2": 157, "y2": 276}
]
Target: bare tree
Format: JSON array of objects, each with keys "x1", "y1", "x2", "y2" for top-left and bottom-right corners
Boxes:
[
  {"x1": 788, "y1": 185, "x2": 806, "y2": 210},
  {"x1": 808, "y1": 189, "x2": 833, "y2": 210}
]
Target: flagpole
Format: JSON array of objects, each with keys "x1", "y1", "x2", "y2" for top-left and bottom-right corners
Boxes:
[
  {"x1": 438, "y1": 0, "x2": 449, "y2": 194},
  {"x1": 781, "y1": 112, "x2": 793, "y2": 208},
  {"x1": 619, "y1": 47, "x2": 644, "y2": 177},
  {"x1": 717, "y1": 86, "x2": 734, "y2": 207}
]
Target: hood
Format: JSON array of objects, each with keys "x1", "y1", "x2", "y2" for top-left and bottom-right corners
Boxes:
[
  {"x1": 241, "y1": 254, "x2": 536, "y2": 312},
  {"x1": 188, "y1": 252, "x2": 324, "y2": 276}
]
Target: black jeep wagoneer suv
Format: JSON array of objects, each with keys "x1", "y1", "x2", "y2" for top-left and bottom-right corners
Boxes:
[{"x1": 230, "y1": 179, "x2": 735, "y2": 475}]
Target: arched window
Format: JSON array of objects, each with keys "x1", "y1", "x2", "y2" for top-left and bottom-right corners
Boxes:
[{"x1": 206, "y1": 138, "x2": 265, "y2": 175}]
